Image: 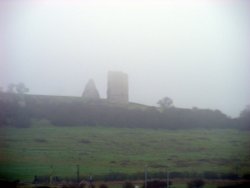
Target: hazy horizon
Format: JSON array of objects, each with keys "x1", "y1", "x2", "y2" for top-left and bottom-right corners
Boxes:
[{"x1": 1, "y1": 0, "x2": 250, "y2": 118}]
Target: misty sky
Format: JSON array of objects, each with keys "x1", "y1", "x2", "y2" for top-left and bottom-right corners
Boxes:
[{"x1": 1, "y1": 0, "x2": 249, "y2": 117}]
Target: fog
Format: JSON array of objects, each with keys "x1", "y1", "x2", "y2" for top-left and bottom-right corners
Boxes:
[{"x1": 1, "y1": 0, "x2": 249, "y2": 117}]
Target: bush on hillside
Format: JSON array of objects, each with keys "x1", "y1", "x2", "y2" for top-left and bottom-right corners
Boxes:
[
  {"x1": 122, "y1": 181, "x2": 134, "y2": 188},
  {"x1": 187, "y1": 179, "x2": 205, "y2": 188}
]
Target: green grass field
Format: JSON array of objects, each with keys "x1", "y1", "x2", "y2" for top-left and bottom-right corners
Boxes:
[{"x1": 0, "y1": 124, "x2": 250, "y2": 182}]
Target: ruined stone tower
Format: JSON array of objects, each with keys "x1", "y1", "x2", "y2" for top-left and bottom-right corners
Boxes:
[
  {"x1": 107, "y1": 71, "x2": 128, "y2": 103},
  {"x1": 82, "y1": 79, "x2": 100, "y2": 100}
]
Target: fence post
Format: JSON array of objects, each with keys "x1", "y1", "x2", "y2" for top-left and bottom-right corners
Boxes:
[{"x1": 77, "y1": 164, "x2": 80, "y2": 183}]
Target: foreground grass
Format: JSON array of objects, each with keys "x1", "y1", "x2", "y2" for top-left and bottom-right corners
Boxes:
[{"x1": 0, "y1": 125, "x2": 250, "y2": 181}]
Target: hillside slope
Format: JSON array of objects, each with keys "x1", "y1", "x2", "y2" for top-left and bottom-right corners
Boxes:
[{"x1": 0, "y1": 93, "x2": 243, "y2": 129}]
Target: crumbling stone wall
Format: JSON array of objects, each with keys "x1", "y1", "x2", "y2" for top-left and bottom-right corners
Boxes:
[{"x1": 82, "y1": 79, "x2": 100, "y2": 100}]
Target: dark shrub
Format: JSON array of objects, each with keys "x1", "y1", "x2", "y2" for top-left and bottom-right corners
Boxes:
[
  {"x1": 203, "y1": 171, "x2": 219, "y2": 179},
  {"x1": 33, "y1": 175, "x2": 49, "y2": 184},
  {"x1": 0, "y1": 180, "x2": 19, "y2": 188},
  {"x1": 122, "y1": 181, "x2": 134, "y2": 188},
  {"x1": 142, "y1": 180, "x2": 171, "y2": 188},
  {"x1": 220, "y1": 173, "x2": 239, "y2": 180},
  {"x1": 242, "y1": 173, "x2": 250, "y2": 180},
  {"x1": 61, "y1": 182, "x2": 88, "y2": 188},
  {"x1": 99, "y1": 184, "x2": 108, "y2": 188},
  {"x1": 217, "y1": 182, "x2": 250, "y2": 188},
  {"x1": 187, "y1": 179, "x2": 205, "y2": 188}
]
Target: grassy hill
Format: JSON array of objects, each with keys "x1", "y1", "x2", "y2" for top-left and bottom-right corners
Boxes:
[
  {"x1": 1, "y1": 93, "x2": 240, "y2": 129},
  {"x1": 0, "y1": 93, "x2": 249, "y2": 184},
  {"x1": 0, "y1": 124, "x2": 250, "y2": 181}
]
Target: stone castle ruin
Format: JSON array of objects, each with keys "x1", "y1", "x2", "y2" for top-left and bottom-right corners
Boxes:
[
  {"x1": 82, "y1": 79, "x2": 100, "y2": 100},
  {"x1": 82, "y1": 71, "x2": 129, "y2": 103},
  {"x1": 107, "y1": 71, "x2": 128, "y2": 103}
]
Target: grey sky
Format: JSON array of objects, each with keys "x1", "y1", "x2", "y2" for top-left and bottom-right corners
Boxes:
[{"x1": 1, "y1": 0, "x2": 249, "y2": 117}]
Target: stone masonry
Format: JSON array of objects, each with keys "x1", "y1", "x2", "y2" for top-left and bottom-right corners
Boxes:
[
  {"x1": 82, "y1": 79, "x2": 100, "y2": 100},
  {"x1": 107, "y1": 71, "x2": 128, "y2": 103}
]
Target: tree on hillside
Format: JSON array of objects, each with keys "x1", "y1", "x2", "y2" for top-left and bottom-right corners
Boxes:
[
  {"x1": 7, "y1": 83, "x2": 16, "y2": 93},
  {"x1": 157, "y1": 97, "x2": 174, "y2": 110},
  {"x1": 6, "y1": 83, "x2": 29, "y2": 94},
  {"x1": 238, "y1": 105, "x2": 250, "y2": 129},
  {"x1": 240, "y1": 105, "x2": 250, "y2": 118},
  {"x1": 16, "y1": 83, "x2": 29, "y2": 94}
]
